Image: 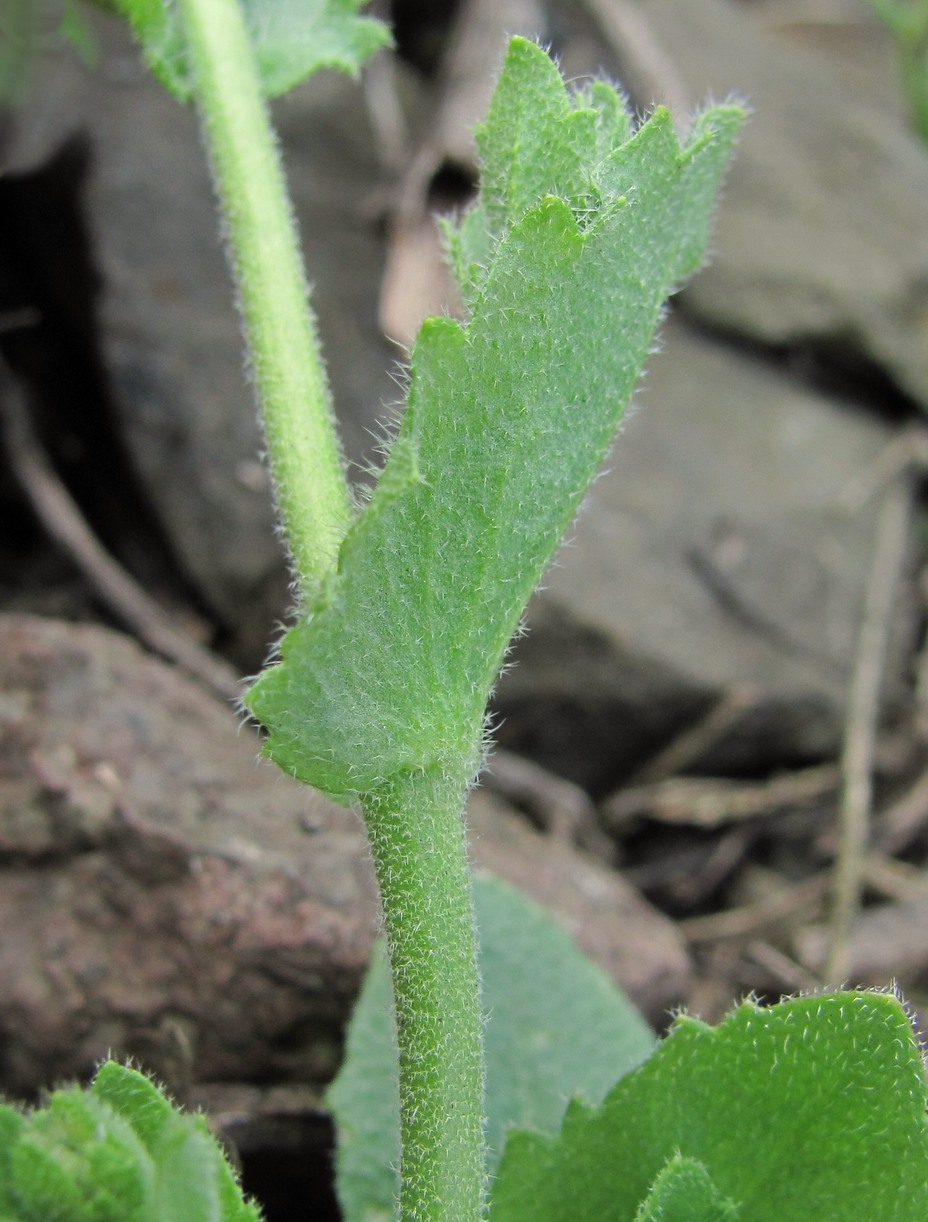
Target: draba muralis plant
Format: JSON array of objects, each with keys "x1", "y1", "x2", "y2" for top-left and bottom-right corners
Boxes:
[
  {"x1": 106, "y1": 3, "x2": 740, "y2": 1211},
  {"x1": 242, "y1": 29, "x2": 742, "y2": 1222},
  {"x1": 3, "y1": 3, "x2": 928, "y2": 1221}
]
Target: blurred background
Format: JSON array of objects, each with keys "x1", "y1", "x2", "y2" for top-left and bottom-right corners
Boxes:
[{"x1": 2, "y1": 1, "x2": 928, "y2": 1216}]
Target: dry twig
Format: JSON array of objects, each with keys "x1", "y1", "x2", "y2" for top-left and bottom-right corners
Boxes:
[
  {"x1": 621, "y1": 685, "x2": 760, "y2": 788},
  {"x1": 375, "y1": 0, "x2": 543, "y2": 343},
  {"x1": 743, "y1": 940, "x2": 822, "y2": 994},
  {"x1": 825, "y1": 480, "x2": 911, "y2": 982},
  {"x1": 680, "y1": 873, "x2": 829, "y2": 945},
  {"x1": 604, "y1": 762, "x2": 838, "y2": 832},
  {"x1": 861, "y1": 851, "x2": 928, "y2": 905},
  {"x1": 485, "y1": 747, "x2": 612, "y2": 858},
  {"x1": 874, "y1": 765, "x2": 928, "y2": 854},
  {"x1": 0, "y1": 360, "x2": 240, "y2": 701}
]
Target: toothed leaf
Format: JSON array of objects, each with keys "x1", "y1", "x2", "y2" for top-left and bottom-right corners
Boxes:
[
  {"x1": 635, "y1": 1154, "x2": 740, "y2": 1221},
  {"x1": 109, "y1": 0, "x2": 389, "y2": 100},
  {"x1": 247, "y1": 38, "x2": 742, "y2": 802},
  {"x1": 489, "y1": 991, "x2": 928, "y2": 1221},
  {"x1": 0, "y1": 1063, "x2": 261, "y2": 1221}
]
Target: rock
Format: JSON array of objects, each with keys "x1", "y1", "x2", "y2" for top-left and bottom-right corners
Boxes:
[
  {"x1": 0, "y1": 615, "x2": 375, "y2": 1097},
  {"x1": 493, "y1": 319, "x2": 909, "y2": 793},
  {"x1": 0, "y1": 614, "x2": 686, "y2": 1098},
  {"x1": 622, "y1": 0, "x2": 928, "y2": 408}
]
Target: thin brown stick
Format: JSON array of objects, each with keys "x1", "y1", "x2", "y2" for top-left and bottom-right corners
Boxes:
[
  {"x1": 679, "y1": 873, "x2": 829, "y2": 944},
  {"x1": 604, "y1": 762, "x2": 838, "y2": 831},
  {"x1": 0, "y1": 363, "x2": 240, "y2": 700},
  {"x1": 622, "y1": 685, "x2": 760, "y2": 788},
  {"x1": 485, "y1": 747, "x2": 612, "y2": 857},
  {"x1": 825, "y1": 481, "x2": 911, "y2": 983},
  {"x1": 375, "y1": 0, "x2": 543, "y2": 344},
  {"x1": 838, "y1": 423, "x2": 928, "y2": 514},
  {"x1": 874, "y1": 764, "x2": 928, "y2": 855},
  {"x1": 861, "y1": 851, "x2": 928, "y2": 905},
  {"x1": 744, "y1": 940, "x2": 822, "y2": 994}
]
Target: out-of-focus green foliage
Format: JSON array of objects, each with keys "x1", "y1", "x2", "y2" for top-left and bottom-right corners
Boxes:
[
  {"x1": 867, "y1": 0, "x2": 928, "y2": 142},
  {"x1": 0, "y1": 1062, "x2": 262, "y2": 1221}
]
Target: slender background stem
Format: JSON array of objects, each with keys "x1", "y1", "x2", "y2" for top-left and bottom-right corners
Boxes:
[
  {"x1": 826, "y1": 482, "x2": 910, "y2": 983},
  {"x1": 176, "y1": 0, "x2": 353, "y2": 598},
  {"x1": 363, "y1": 769, "x2": 486, "y2": 1222}
]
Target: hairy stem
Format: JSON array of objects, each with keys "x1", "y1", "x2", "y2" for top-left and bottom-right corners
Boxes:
[
  {"x1": 176, "y1": 0, "x2": 353, "y2": 597},
  {"x1": 177, "y1": 2, "x2": 486, "y2": 1213},
  {"x1": 362, "y1": 768, "x2": 485, "y2": 1222}
]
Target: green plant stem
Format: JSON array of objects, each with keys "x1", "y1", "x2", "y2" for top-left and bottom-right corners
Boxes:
[
  {"x1": 0, "y1": 0, "x2": 35, "y2": 105},
  {"x1": 175, "y1": 0, "x2": 353, "y2": 598},
  {"x1": 900, "y1": 36, "x2": 928, "y2": 143},
  {"x1": 867, "y1": 0, "x2": 928, "y2": 143},
  {"x1": 176, "y1": 2, "x2": 485, "y2": 1213},
  {"x1": 362, "y1": 767, "x2": 485, "y2": 1222}
]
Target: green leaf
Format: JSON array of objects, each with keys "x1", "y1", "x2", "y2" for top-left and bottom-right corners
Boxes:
[
  {"x1": 442, "y1": 40, "x2": 610, "y2": 312},
  {"x1": 248, "y1": 38, "x2": 743, "y2": 801},
  {"x1": 0, "y1": 1063, "x2": 262, "y2": 1221},
  {"x1": 0, "y1": 1105, "x2": 26, "y2": 1210},
  {"x1": 111, "y1": 0, "x2": 390, "y2": 100},
  {"x1": 92, "y1": 1062, "x2": 176, "y2": 1153},
  {"x1": 635, "y1": 1154, "x2": 740, "y2": 1221},
  {"x1": 472, "y1": 39, "x2": 598, "y2": 254},
  {"x1": 60, "y1": 0, "x2": 100, "y2": 67},
  {"x1": 6, "y1": 1088, "x2": 150, "y2": 1221},
  {"x1": 93, "y1": 1065, "x2": 261, "y2": 1221},
  {"x1": 327, "y1": 873, "x2": 656, "y2": 1222},
  {"x1": 150, "y1": 1121, "x2": 223, "y2": 1222},
  {"x1": 489, "y1": 991, "x2": 928, "y2": 1221},
  {"x1": 0, "y1": 0, "x2": 37, "y2": 105}
]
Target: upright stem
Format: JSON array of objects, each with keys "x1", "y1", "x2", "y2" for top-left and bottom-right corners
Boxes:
[
  {"x1": 175, "y1": 4, "x2": 486, "y2": 1215},
  {"x1": 363, "y1": 768, "x2": 486, "y2": 1222},
  {"x1": 176, "y1": 0, "x2": 353, "y2": 597}
]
